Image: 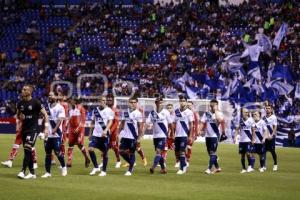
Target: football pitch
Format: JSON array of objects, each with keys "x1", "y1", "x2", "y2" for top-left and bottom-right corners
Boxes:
[{"x1": 0, "y1": 134, "x2": 299, "y2": 200}]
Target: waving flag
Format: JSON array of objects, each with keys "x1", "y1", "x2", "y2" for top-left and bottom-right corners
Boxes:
[
  {"x1": 273, "y1": 23, "x2": 288, "y2": 49},
  {"x1": 267, "y1": 79, "x2": 294, "y2": 95}
]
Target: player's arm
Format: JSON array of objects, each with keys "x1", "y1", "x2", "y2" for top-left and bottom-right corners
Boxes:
[
  {"x1": 198, "y1": 113, "x2": 207, "y2": 136},
  {"x1": 188, "y1": 113, "x2": 194, "y2": 142},
  {"x1": 40, "y1": 107, "x2": 49, "y2": 137},
  {"x1": 89, "y1": 119, "x2": 95, "y2": 139},
  {"x1": 234, "y1": 127, "x2": 239, "y2": 144},
  {"x1": 272, "y1": 124, "x2": 277, "y2": 137},
  {"x1": 262, "y1": 125, "x2": 269, "y2": 143},
  {"x1": 52, "y1": 108, "x2": 65, "y2": 134},
  {"x1": 103, "y1": 119, "x2": 113, "y2": 137},
  {"x1": 251, "y1": 126, "x2": 256, "y2": 144}
]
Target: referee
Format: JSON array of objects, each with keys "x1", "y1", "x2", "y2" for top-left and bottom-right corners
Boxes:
[{"x1": 17, "y1": 85, "x2": 49, "y2": 179}]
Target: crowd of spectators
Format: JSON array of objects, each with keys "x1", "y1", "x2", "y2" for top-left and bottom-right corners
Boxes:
[{"x1": 0, "y1": 0, "x2": 299, "y2": 121}]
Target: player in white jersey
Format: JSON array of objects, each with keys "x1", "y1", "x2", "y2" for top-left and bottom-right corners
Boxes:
[
  {"x1": 119, "y1": 96, "x2": 143, "y2": 176},
  {"x1": 41, "y1": 92, "x2": 67, "y2": 178},
  {"x1": 234, "y1": 108, "x2": 255, "y2": 173},
  {"x1": 88, "y1": 96, "x2": 114, "y2": 176},
  {"x1": 252, "y1": 111, "x2": 269, "y2": 172},
  {"x1": 173, "y1": 95, "x2": 194, "y2": 175},
  {"x1": 199, "y1": 99, "x2": 226, "y2": 174},
  {"x1": 146, "y1": 97, "x2": 173, "y2": 174},
  {"x1": 263, "y1": 103, "x2": 278, "y2": 171}
]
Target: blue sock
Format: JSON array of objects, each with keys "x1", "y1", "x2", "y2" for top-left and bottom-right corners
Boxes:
[
  {"x1": 102, "y1": 153, "x2": 108, "y2": 172},
  {"x1": 88, "y1": 150, "x2": 98, "y2": 168},
  {"x1": 159, "y1": 157, "x2": 165, "y2": 169},
  {"x1": 179, "y1": 155, "x2": 186, "y2": 170},
  {"x1": 45, "y1": 154, "x2": 51, "y2": 173},
  {"x1": 152, "y1": 154, "x2": 161, "y2": 169},
  {"x1": 209, "y1": 155, "x2": 216, "y2": 170},
  {"x1": 129, "y1": 153, "x2": 135, "y2": 172},
  {"x1": 120, "y1": 151, "x2": 130, "y2": 163}
]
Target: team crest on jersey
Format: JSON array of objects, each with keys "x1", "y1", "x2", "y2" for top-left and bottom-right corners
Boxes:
[{"x1": 28, "y1": 105, "x2": 32, "y2": 110}]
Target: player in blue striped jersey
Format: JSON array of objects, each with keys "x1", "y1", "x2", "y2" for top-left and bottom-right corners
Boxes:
[
  {"x1": 234, "y1": 108, "x2": 255, "y2": 173},
  {"x1": 252, "y1": 111, "x2": 270, "y2": 172},
  {"x1": 199, "y1": 99, "x2": 226, "y2": 174},
  {"x1": 263, "y1": 103, "x2": 278, "y2": 171},
  {"x1": 174, "y1": 95, "x2": 194, "y2": 175},
  {"x1": 88, "y1": 96, "x2": 114, "y2": 177},
  {"x1": 119, "y1": 97, "x2": 143, "y2": 176},
  {"x1": 146, "y1": 97, "x2": 173, "y2": 174}
]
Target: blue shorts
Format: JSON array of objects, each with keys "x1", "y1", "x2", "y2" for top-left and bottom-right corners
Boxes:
[
  {"x1": 89, "y1": 136, "x2": 110, "y2": 152},
  {"x1": 253, "y1": 143, "x2": 266, "y2": 155},
  {"x1": 206, "y1": 137, "x2": 218, "y2": 153},
  {"x1": 239, "y1": 142, "x2": 251, "y2": 154},
  {"x1": 175, "y1": 137, "x2": 187, "y2": 152},
  {"x1": 153, "y1": 138, "x2": 166, "y2": 151},
  {"x1": 119, "y1": 138, "x2": 137, "y2": 153},
  {"x1": 44, "y1": 137, "x2": 62, "y2": 154},
  {"x1": 265, "y1": 138, "x2": 276, "y2": 152}
]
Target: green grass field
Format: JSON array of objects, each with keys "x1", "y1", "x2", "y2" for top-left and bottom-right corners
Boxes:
[{"x1": 0, "y1": 134, "x2": 300, "y2": 200}]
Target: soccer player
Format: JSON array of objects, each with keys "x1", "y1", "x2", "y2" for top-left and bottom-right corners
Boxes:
[
  {"x1": 199, "y1": 99, "x2": 226, "y2": 174},
  {"x1": 1, "y1": 119, "x2": 38, "y2": 169},
  {"x1": 174, "y1": 95, "x2": 194, "y2": 175},
  {"x1": 58, "y1": 94, "x2": 69, "y2": 158},
  {"x1": 263, "y1": 103, "x2": 278, "y2": 171},
  {"x1": 234, "y1": 108, "x2": 255, "y2": 173},
  {"x1": 67, "y1": 98, "x2": 90, "y2": 168},
  {"x1": 146, "y1": 97, "x2": 173, "y2": 174},
  {"x1": 119, "y1": 96, "x2": 143, "y2": 176},
  {"x1": 16, "y1": 84, "x2": 49, "y2": 179},
  {"x1": 107, "y1": 94, "x2": 121, "y2": 168},
  {"x1": 41, "y1": 92, "x2": 67, "y2": 178},
  {"x1": 164, "y1": 103, "x2": 175, "y2": 164},
  {"x1": 186, "y1": 101, "x2": 199, "y2": 166},
  {"x1": 252, "y1": 110, "x2": 269, "y2": 172},
  {"x1": 88, "y1": 96, "x2": 114, "y2": 176}
]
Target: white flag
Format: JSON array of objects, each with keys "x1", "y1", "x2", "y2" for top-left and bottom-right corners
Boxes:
[{"x1": 273, "y1": 23, "x2": 288, "y2": 49}]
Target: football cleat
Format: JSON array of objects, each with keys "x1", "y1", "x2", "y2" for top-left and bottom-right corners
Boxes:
[
  {"x1": 176, "y1": 169, "x2": 186, "y2": 175},
  {"x1": 124, "y1": 171, "x2": 132, "y2": 176},
  {"x1": 149, "y1": 167, "x2": 154, "y2": 174},
  {"x1": 41, "y1": 173, "x2": 52, "y2": 178},
  {"x1": 174, "y1": 162, "x2": 180, "y2": 168},
  {"x1": 33, "y1": 163, "x2": 38, "y2": 169},
  {"x1": 273, "y1": 165, "x2": 278, "y2": 171},
  {"x1": 62, "y1": 166, "x2": 67, "y2": 176},
  {"x1": 1, "y1": 160, "x2": 13, "y2": 168},
  {"x1": 24, "y1": 173, "x2": 36, "y2": 179},
  {"x1": 205, "y1": 169, "x2": 212, "y2": 174},
  {"x1": 247, "y1": 166, "x2": 254, "y2": 173},
  {"x1": 240, "y1": 169, "x2": 247, "y2": 174},
  {"x1": 98, "y1": 171, "x2": 107, "y2": 177},
  {"x1": 17, "y1": 171, "x2": 25, "y2": 179},
  {"x1": 90, "y1": 168, "x2": 101, "y2": 176},
  {"x1": 212, "y1": 168, "x2": 222, "y2": 174}
]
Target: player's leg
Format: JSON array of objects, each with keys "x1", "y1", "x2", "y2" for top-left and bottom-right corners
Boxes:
[
  {"x1": 239, "y1": 142, "x2": 247, "y2": 173},
  {"x1": 110, "y1": 134, "x2": 121, "y2": 168},
  {"x1": 259, "y1": 144, "x2": 266, "y2": 172},
  {"x1": 247, "y1": 144, "x2": 255, "y2": 172},
  {"x1": 67, "y1": 133, "x2": 75, "y2": 167},
  {"x1": 32, "y1": 147, "x2": 38, "y2": 169},
  {"x1": 77, "y1": 130, "x2": 90, "y2": 167},
  {"x1": 150, "y1": 138, "x2": 164, "y2": 173},
  {"x1": 269, "y1": 138, "x2": 278, "y2": 170},
  {"x1": 128, "y1": 141, "x2": 136, "y2": 174},
  {"x1": 53, "y1": 137, "x2": 67, "y2": 176},
  {"x1": 99, "y1": 137, "x2": 109, "y2": 176},
  {"x1": 119, "y1": 138, "x2": 130, "y2": 164},
  {"x1": 136, "y1": 142, "x2": 147, "y2": 166},
  {"x1": 19, "y1": 131, "x2": 38, "y2": 179},
  {"x1": 2, "y1": 131, "x2": 22, "y2": 167},
  {"x1": 174, "y1": 137, "x2": 180, "y2": 168},
  {"x1": 176, "y1": 137, "x2": 187, "y2": 174},
  {"x1": 186, "y1": 138, "x2": 194, "y2": 164},
  {"x1": 42, "y1": 138, "x2": 53, "y2": 178}
]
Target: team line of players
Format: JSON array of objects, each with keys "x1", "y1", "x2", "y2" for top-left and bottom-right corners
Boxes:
[{"x1": 1, "y1": 85, "x2": 278, "y2": 178}]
